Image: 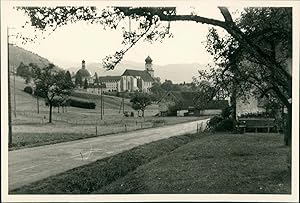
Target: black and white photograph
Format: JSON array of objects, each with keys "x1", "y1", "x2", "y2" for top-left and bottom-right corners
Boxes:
[{"x1": 1, "y1": 0, "x2": 299, "y2": 202}]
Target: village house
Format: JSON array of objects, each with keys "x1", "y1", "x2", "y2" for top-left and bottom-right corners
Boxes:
[{"x1": 157, "y1": 91, "x2": 229, "y2": 117}]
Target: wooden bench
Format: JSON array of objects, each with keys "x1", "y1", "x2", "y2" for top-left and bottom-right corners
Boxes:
[{"x1": 237, "y1": 118, "x2": 276, "y2": 133}]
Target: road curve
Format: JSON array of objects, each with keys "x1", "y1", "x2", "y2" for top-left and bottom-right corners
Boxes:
[{"x1": 8, "y1": 118, "x2": 209, "y2": 191}]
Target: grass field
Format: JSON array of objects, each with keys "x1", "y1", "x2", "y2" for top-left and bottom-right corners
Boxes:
[
  {"x1": 10, "y1": 77, "x2": 206, "y2": 150},
  {"x1": 11, "y1": 132, "x2": 290, "y2": 194}
]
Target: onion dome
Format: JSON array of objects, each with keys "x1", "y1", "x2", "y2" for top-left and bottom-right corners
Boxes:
[
  {"x1": 76, "y1": 68, "x2": 90, "y2": 77},
  {"x1": 145, "y1": 56, "x2": 152, "y2": 63}
]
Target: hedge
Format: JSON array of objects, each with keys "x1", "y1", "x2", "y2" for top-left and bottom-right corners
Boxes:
[
  {"x1": 69, "y1": 98, "x2": 96, "y2": 109},
  {"x1": 23, "y1": 86, "x2": 33, "y2": 95}
]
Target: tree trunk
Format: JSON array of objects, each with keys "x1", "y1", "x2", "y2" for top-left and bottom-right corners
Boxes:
[
  {"x1": 231, "y1": 80, "x2": 238, "y2": 132},
  {"x1": 49, "y1": 104, "x2": 53, "y2": 123},
  {"x1": 284, "y1": 104, "x2": 292, "y2": 146},
  {"x1": 37, "y1": 96, "x2": 39, "y2": 114},
  {"x1": 142, "y1": 110, "x2": 145, "y2": 117}
]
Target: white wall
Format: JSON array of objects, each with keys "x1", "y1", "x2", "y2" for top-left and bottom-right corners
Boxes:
[
  {"x1": 199, "y1": 109, "x2": 222, "y2": 116},
  {"x1": 236, "y1": 96, "x2": 266, "y2": 117}
]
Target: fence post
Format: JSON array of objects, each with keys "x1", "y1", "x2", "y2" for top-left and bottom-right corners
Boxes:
[
  {"x1": 96, "y1": 126, "x2": 98, "y2": 136},
  {"x1": 125, "y1": 124, "x2": 127, "y2": 132}
]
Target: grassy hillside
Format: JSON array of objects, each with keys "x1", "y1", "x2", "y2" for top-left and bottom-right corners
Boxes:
[
  {"x1": 12, "y1": 77, "x2": 133, "y2": 112},
  {"x1": 8, "y1": 44, "x2": 59, "y2": 72}
]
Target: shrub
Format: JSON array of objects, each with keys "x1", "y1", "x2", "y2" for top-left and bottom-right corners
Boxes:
[
  {"x1": 207, "y1": 115, "x2": 223, "y2": 130},
  {"x1": 207, "y1": 114, "x2": 234, "y2": 132},
  {"x1": 214, "y1": 118, "x2": 234, "y2": 132},
  {"x1": 221, "y1": 106, "x2": 232, "y2": 119},
  {"x1": 23, "y1": 86, "x2": 33, "y2": 95},
  {"x1": 69, "y1": 98, "x2": 96, "y2": 109}
]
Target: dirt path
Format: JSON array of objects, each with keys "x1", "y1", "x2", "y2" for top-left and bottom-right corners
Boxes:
[{"x1": 8, "y1": 118, "x2": 209, "y2": 191}]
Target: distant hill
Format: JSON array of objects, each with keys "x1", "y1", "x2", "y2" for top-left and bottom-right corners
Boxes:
[
  {"x1": 8, "y1": 44, "x2": 59, "y2": 72},
  {"x1": 68, "y1": 60, "x2": 208, "y2": 83}
]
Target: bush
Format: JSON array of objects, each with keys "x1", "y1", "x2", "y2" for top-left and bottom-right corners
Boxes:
[
  {"x1": 214, "y1": 118, "x2": 234, "y2": 131},
  {"x1": 207, "y1": 115, "x2": 223, "y2": 129},
  {"x1": 208, "y1": 116, "x2": 234, "y2": 132},
  {"x1": 23, "y1": 86, "x2": 33, "y2": 95},
  {"x1": 221, "y1": 106, "x2": 232, "y2": 119},
  {"x1": 69, "y1": 98, "x2": 96, "y2": 109}
]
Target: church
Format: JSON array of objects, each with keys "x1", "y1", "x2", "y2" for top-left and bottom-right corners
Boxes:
[
  {"x1": 75, "y1": 56, "x2": 156, "y2": 93},
  {"x1": 120, "y1": 56, "x2": 155, "y2": 92}
]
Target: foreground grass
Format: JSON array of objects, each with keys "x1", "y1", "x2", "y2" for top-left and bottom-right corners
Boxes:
[
  {"x1": 98, "y1": 133, "x2": 291, "y2": 194},
  {"x1": 11, "y1": 133, "x2": 198, "y2": 194},
  {"x1": 11, "y1": 133, "x2": 290, "y2": 194}
]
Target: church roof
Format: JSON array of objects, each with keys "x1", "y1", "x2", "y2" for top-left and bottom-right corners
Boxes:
[
  {"x1": 76, "y1": 68, "x2": 90, "y2": 77},
  {"x1": 160, "y1": 91, "x2": 229, "y2": 110},
  {"x1": 145, "y1": 56, "x2": 152, "y2": 63},
  {"x1": 122, "y1": 69, "x2": 154, "y2": 82},
  {"x1": 98, "y1": 76, "x2": 121, "y2": 82}
]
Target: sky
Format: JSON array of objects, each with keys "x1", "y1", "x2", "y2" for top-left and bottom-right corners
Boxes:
[{"x1": 5, "y1": 3, "x2": 242, "y2": 68}]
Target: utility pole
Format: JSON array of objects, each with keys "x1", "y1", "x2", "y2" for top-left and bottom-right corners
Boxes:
[
  {"x1": 7, "y1": 27, "x2": 16, "y2": 147},
  {"x1": 13, "y1": 65, "x2": 16, "y2": 117},
  {"x1": 100, "y1": 84, "x2": 103, "y2": 120},
  {"x1": 102, "y1": 88, "x2": 104, "y2": 116},
  {"x1": 122, "y1": 93, "x2": 125, "y2": 114}
]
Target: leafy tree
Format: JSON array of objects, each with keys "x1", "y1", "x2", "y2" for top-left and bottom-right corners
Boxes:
[
  {"x1": 16, "y1": 62, "x2": 32, "y2": 83},
  {"x1": 94, "y1": 72, "x2": 99, "y2": 84},
  {"x1": 34, "y1": 63, "x2": 74, "y2": 123},
  {"x1": 17, "y1": 6, "x2": 292, "y2": 145},
  {"x1": 202, "y1": 8, "x2": 292, "y2": 145},
  {"x1": 130, "y1": 92, "x2": 152, "y2": 117},
  {"x1": 83, "y1": 78, "x2": 88, "y2": 89},
  {"x1": 193, "y1": 80, "x2": 217, "y2": 111},
  {"x1": 65, "y1": 70, "x2": 74, "y2": 88},
  {"x1": 75, "y1": 72, "x2": 83, "y2": 87},
  {"x1": 161, "y1": 80, "x2": 174, "y2": 92}
]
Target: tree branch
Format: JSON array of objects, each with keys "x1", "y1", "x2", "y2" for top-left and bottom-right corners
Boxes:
[{"x1": 218, "y1": 7, "x2": 233, "y2": 22}]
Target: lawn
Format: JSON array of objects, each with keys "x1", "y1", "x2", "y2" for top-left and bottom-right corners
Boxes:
[{"x1": 10, "y1": 132, "x2": 291, "y2": 194}]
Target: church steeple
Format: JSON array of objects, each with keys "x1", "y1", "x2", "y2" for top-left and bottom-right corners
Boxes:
[
  {"x1": 145, "y1": 56, "x2": 154, "y2": 78},
  {"x1": 82, "y1": 60, "x2": 86, "y2": 69}
]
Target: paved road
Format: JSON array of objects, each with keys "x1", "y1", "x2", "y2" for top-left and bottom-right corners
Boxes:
[{"x1": 8, "y1": 118, "x2": 209, "y2": 190}]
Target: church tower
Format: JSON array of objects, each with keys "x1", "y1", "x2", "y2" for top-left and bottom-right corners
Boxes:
[
  {"x1": 82, "y1": 60, "x2": 86, "y2": 69},
  {"x1": 145, "y1": 56, "x2": 154, "y2": 78}
]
